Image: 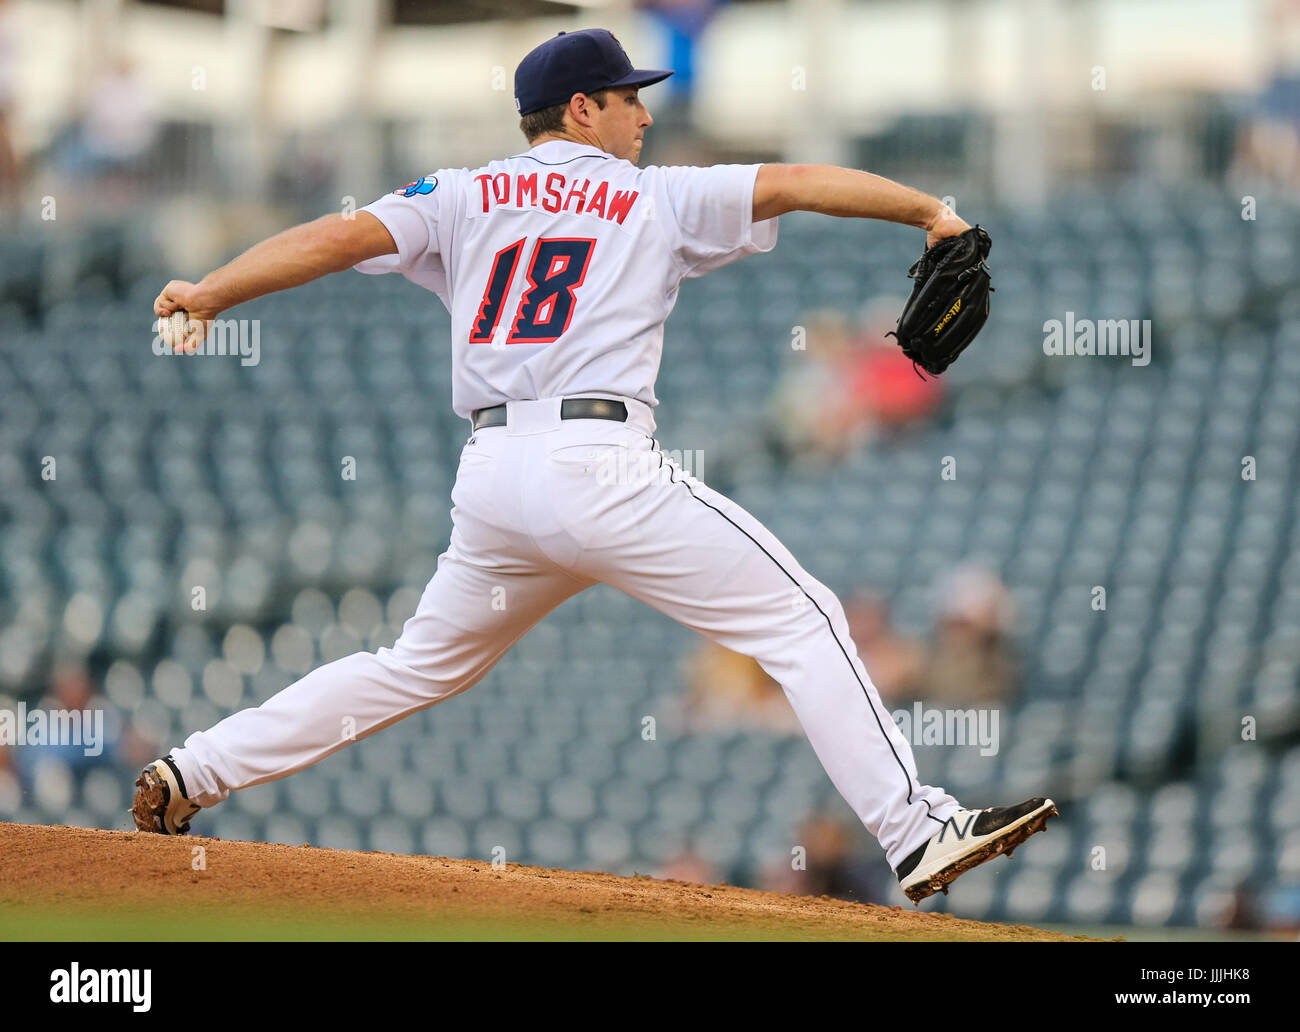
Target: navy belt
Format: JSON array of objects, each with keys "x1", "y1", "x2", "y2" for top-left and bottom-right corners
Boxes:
[{"x1": 471, "y1": 398, "x2": 629, "y2": 431}]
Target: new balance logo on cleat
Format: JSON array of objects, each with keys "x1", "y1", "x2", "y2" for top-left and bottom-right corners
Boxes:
[
  {"x1": 938, "y1": 812, "x2": 977, "y2": 843},
  {"x1": 896, "y1": 797, "x2": 1059, "y2": 904}
]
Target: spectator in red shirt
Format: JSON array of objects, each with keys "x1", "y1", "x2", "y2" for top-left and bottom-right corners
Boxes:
[{"x1": 845, "y1": 296, "x2": 946, "y2": 431}]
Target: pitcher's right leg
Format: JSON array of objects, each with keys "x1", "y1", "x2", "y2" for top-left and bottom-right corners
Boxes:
[{"x1": 165, "y1": 547, "x2": 589, "y2": 811}]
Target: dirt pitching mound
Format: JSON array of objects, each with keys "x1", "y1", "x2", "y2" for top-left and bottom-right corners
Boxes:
[{"x1": 0, "y1": 824, "x2": 1107, "y2": 941}]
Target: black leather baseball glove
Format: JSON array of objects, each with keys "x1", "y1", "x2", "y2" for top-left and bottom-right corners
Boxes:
[{"x1": 886, "y1": 225, "x2": 993, "y2": 377}]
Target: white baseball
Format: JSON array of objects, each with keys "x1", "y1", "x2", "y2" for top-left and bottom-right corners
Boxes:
[{"x1": 157, "y1": 311, "x2": 190, "y2": 352}]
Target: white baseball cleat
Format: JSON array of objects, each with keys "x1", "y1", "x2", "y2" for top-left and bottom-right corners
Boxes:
[
  {"x1": 131, "y1": 756, "x2": 200, "y2": 835},
  {"x1": 896, "y1": 797, "x2": 1059, "y2": 904}
]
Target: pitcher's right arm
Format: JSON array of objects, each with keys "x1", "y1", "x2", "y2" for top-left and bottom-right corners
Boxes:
[{"x1": 153, "y1": 212, "x2": 398, "y2": 351}]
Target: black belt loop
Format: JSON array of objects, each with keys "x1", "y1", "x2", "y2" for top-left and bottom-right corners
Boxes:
[{"x1": 471, "y1": 398, "x2": 628, "y2": 431}]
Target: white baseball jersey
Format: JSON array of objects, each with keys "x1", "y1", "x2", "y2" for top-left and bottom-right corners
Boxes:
[{"x1": 352, "y1": 139, "x2": 778, "y2": 419}]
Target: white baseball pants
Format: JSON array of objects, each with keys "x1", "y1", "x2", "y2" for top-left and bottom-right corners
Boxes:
[{"x1": 172, "y1": 395, "x2": 960, "y2": 868}]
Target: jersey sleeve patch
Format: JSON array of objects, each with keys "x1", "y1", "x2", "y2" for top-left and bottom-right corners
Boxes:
[{"x1": 394, "y1": 174, "x2": 438, "y2": 197}]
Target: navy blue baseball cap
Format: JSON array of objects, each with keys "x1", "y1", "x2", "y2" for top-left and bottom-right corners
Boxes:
[{"x1": 514, "y1": 28, "x2": 673, "y2": 116}]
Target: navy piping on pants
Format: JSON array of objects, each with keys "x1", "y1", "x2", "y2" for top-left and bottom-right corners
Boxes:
[{"x1": 650, "y1": 440, "x2": 946, "y2": 828}]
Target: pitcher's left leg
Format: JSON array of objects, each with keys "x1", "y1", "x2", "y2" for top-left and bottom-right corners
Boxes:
[{"x1": 587, "y1": 447, "x2": 960, "y2": 869}]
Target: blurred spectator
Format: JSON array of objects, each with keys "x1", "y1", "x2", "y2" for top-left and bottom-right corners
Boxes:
[
  {"x1": 0, "y1": 742, "x2": 19, "y2": 815},
  {"x1": 759, "y1": 813, "x2": 893, "y2": 904},
  {"x1": 1231, "y1": 112, "x2": 1300, "y2": 187},
  {"x1": 0, "y1": 0, "x2": 18, "y2": 222},
  {"x1": 921, "y1": 565, "x2": 1019, "y2": 706},
  {"x1": 12, "y1": 662, "x2": 120, "y2": 786},
  {"x1": 51, "y1": 662, "x2": 94, "y2": 710},
  {"x1": 845, "y1": 590, "x2": 927, "y2": 704},
  {"x1": 844, "y1": 297, "x2": 946, "y2": 431},
  {"x1": 764, "y1": 309, "x2": 863, "y2": 468},
  {"x1": 658, "y1": 848, "x2": 721, "y2": 885},
  {"x1": 640, "y1": 0, "x2": 722, "y2": 106},
  {"x1": 681, "y1": 640, "x2": 801, "y2": 733},
  {"x1": 1222, "y1": 879, "x2": 1263, "y2": 931},
  {"x1": 764, "y1": 301, "x2": 945, "y2": 470},
  {"x1": 638, "y1": 0, "x2": 724, "y2": 163},
  {"x1": 53, "y1": 55, "x2": 159, "y2": 199},
  {"x1": 1229, "y1": 73, "x2": 1300, "y2": 189},
  {"x1": 117, "y1": 720, "x2": 165, "y2": 773}
]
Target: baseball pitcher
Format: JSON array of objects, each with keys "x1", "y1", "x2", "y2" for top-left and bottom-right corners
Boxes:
[{"x1": 135, "y1": 28, "x2": 1055, "y2": 904}]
